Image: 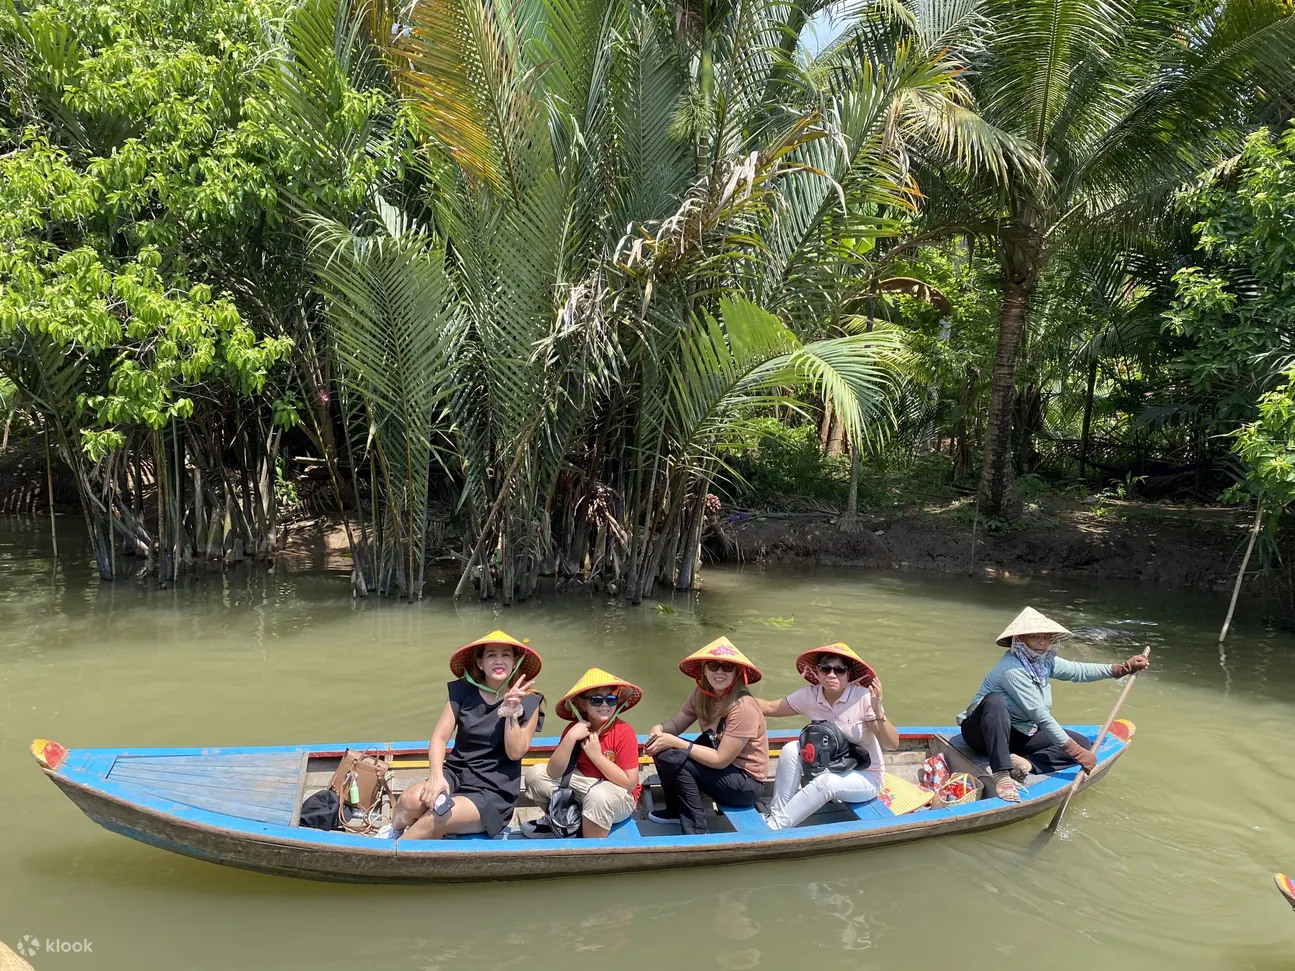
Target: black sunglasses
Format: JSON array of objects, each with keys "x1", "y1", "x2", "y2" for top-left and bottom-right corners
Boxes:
[
  {"x1": 705, "y1": 661, "x2": 737, "y2": 672},
  {"x1": 585, "y1": 695, "x2": 620, "y2": 707},
  {"x1": 818, "y1": 663, "x2": 850, "y2": 676}
]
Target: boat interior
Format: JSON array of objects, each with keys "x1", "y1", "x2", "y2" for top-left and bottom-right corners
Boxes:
[{"x1": 291, "y1": 732, "x2": 1062, "y2": 840}]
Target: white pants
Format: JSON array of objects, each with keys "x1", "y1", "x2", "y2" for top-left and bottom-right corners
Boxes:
[{"x1": 767, "y1": 741, "x2": 880, "y2": 830}]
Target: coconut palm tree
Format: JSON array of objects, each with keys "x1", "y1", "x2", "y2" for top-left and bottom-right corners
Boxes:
[{"x1": 906, "y1": 0, "x2": 1295, "y2": 516}]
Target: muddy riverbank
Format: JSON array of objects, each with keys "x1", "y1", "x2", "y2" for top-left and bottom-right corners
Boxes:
[
  {"x1": 707, "y1": 498, "x2": 1268, "y2": 592},
  {"x1": 1, "y1": 439, "x2": 1279, "y2": 598}
]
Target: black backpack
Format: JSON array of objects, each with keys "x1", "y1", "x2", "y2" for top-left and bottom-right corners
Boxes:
[
  {"x1": 798, "y1": 721, "x2": 872, "y2": 786},
  {"x1": 299, "y1": 789, "x2": 341, "y2": 830},
  {"x1": 521, "y1": 750, "x2": 583, "y2": 839}
]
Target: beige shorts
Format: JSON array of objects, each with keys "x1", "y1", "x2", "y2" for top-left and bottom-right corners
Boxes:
[{"x1": 523, "y1": 763, "x2": 637, "y2": 830}]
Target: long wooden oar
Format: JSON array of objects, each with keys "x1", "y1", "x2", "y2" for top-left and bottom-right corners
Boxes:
[{"x1": 1043, "y1": 646, "x2": 1150, "y2": 836}]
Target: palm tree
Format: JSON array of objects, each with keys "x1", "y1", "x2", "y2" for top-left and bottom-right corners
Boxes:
[
  {"x1": 268, "y1": 0, "x2": 1031, "y2": 600},
  {"x1": 915, "y1": 0, "x2": 1295, "y2": 516}
]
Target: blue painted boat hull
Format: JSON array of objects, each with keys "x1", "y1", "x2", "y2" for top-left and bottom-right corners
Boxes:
[{"x1": 34, "y1": 724, "x2": 1134, "y2": 883}]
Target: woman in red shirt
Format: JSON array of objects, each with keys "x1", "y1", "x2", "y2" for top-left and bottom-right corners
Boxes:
[{"x1": 523, "y1": 668, "x2": 641, "y2": 837}]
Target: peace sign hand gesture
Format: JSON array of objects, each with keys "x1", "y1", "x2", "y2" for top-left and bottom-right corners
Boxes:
[{"x1": 497, "y1": 675, "x2": 534, "y2": 720}]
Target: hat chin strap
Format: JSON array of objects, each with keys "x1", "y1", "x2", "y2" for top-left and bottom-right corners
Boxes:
[
  {"x1": 573, "y1": 699, "x2": 624, "y2": 730},
  {"x1": 699, "y1": 668, "x2": 748, "y2": 700},
  {"x1": 463, "y1": 656, "x2": 525, "y2": 698}
]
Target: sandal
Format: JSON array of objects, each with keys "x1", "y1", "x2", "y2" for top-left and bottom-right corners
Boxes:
[
  {"x1": 992, "y1": 771, "x2": 1021, "y2": 803},
  {"x1": 1010, "y1": 754, "x2": 1033, "y2": 782}
]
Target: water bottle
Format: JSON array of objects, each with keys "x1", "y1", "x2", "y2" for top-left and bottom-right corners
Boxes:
[{"x1": 348, "y1": 772, "x2": 360, "y2": 806}]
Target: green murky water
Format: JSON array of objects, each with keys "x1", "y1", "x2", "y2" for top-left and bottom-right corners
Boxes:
[{"x1": 2, "y1": 516, "x2": 1293, "y2": 970}]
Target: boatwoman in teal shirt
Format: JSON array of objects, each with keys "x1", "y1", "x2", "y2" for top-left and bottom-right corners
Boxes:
[{"x1": 959, "y1": 606, "x2": 1149, "y2": 803}]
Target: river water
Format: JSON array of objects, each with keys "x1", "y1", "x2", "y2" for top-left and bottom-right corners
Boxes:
[{"x1": 1, "y1": 517, "x2": 1292, "y2": 971}]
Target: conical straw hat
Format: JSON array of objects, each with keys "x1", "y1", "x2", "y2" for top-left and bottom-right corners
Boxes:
[
  {"x1": 555, "y1": 667, "x2": 643, "y2": 720},
  {"x1": 995, "y1": 607, "x2": 1072, "y2": 647},
  {"x1": 795, "y1": 642, "x2": 877, "y2": 686},
  {"x1": 449, "y1": 630, "x2": 542, "y2": 682},
  {"x1": 678, "y1": 636, "x2": 763, "y2": 685}
]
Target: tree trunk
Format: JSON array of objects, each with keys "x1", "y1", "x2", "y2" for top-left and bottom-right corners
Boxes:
[
  {"x1": 192, "y1": 463, "x2": 208, "y2": 554},
  {"x1": 846, "y1": 443, "x2": 860, "y2": 516},
  {"x1": 154, "y1": 432, "x2": 173, "y2": 586},
  {"x1": 952, "y1": 371, "x2": 975, "y2": 482},
  {"x1": 1078, "y1": 357, "x2": 1098, "y2": 480},
  {"x1": 675, "y1": 485, "x2": 709, "y2": 591},
  {"x1": 825, "y1": 414, "x2": 846, "y2": 458},
  {"x1": 978, "y1": 218, "x2": 1042, "y2": 518},
  {"x1": 818, "y1": 398, "x2": 834, "y2": 449}
]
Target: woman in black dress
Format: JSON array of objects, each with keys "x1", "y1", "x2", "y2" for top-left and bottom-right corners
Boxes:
[{"x1": 390, "y1": 631, "x2": 543, "y2": 839}]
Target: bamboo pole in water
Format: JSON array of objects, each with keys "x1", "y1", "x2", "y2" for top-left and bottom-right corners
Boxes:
[{"x1": 1219, "y1": 505, "x2": 1263, "y2": 645}]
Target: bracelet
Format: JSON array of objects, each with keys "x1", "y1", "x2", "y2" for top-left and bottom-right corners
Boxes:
[{"x1": 685, "y1": 741, "x2": 695, "y2": 758}]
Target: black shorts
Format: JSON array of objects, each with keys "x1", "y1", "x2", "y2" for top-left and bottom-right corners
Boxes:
[{"x1": 443, "y1": 767, "x2": 517, "y2": 837}]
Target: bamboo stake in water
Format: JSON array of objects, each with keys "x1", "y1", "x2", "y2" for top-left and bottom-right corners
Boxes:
[
  {"x1": 1219, "y1": 505, "x2": 1263, "y2": 645},
  {"x1": 1045, "y1": 646, "x2": 1150, "y2": 835}
]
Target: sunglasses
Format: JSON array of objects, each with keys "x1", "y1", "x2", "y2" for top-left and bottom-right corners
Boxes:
[
  {"x1": 705, "y1": 662, "x2": 737, "y2": 673},
  {"x1": 585, "y1": 695, "x2": 620, "y2": 707},
  {"x1": 817, "y1": 663, "x2": 850, "y2": 676}
]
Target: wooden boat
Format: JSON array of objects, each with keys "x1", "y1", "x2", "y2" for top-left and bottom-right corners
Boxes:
[{"x1": 31, "y1": 721, "x2": 1136, "y2": 884}]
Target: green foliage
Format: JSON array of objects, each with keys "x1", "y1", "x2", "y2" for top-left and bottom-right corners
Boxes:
[
  {"x1": 1015, "y1": 472, "x2": 1050, "y2": 499},
  {"x1": 4, "y1": 0, "x2": 1291, "y2": 597},
  {"x1": 274, "y1": 456, "x2": 300, "y2": 509},
  {"x1": 720, "y1": 418, "x2": 850, "y2": 505},
  {"x1": 0, "y1": 0, "x2": 293, "y2": 460},
  {"x1": 1231, "y1": 369, "x2": 1295, "y2": 513},
  {"x1": 1166, "y1": 125, "x2": 1295, "y2": 413},
  {"x1": 918, "y1": 0, "x2": 1295, "y2": 515}
]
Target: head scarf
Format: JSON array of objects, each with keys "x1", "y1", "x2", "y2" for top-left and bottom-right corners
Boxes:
[{"x1": 1008, "y1": 636, "x2": 1056, "y2": 688}]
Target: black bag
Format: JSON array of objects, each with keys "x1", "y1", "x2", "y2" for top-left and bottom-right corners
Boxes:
[
  {"x1": 798, "y1": 721, "x2": 872, "y2": 786},
  {"x1": 692, "y1": 716, "x2": 728, "y2": 750},
  {"x1": 299, "y1": 789, "x2": 341, "y2": 831},
  {"x1": 521, "y1": 749, "x2": 583, "y2": 839}
]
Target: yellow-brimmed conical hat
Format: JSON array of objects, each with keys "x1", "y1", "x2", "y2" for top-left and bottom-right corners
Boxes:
[
  {"x1": 795, "y1": 642, "x2": 876, "y2": 686},
  {"x1": 995, "y1": 607, "x2": 1073, "y2": 647},
  {"x1": 678, "y1": 636, "x2": 763, "y2": 685},
  {"x1": 555, "y1": 667, "x2": 643, "y2": 721},
  {"x1": 449, "y1": 630, "x2": 542, "y2": 683}
]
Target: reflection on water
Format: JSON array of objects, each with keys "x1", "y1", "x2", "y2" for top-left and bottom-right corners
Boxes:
[{"x1": 2, "y1": 515, "x2": 1295, "y2": 971}]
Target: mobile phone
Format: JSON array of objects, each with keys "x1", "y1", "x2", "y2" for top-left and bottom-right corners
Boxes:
[{"x1": 432, "y1": 792, "x2": 453, "y2": 816}]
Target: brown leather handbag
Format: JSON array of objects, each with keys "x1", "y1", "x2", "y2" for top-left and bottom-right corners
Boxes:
[{"x1": 329, "y1": 750, "x2": 391, "y2": 834}]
